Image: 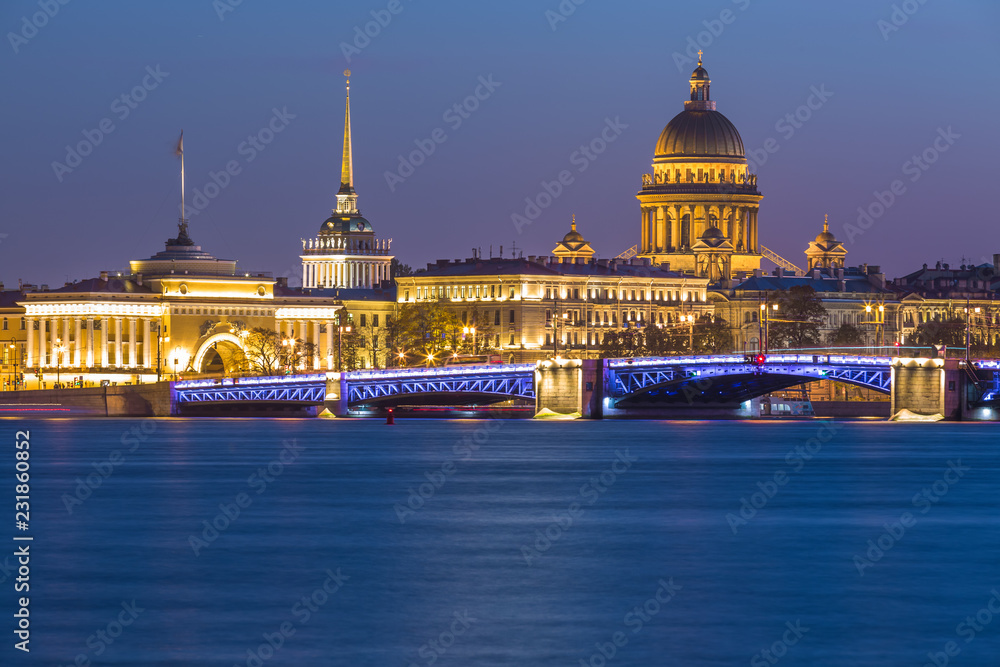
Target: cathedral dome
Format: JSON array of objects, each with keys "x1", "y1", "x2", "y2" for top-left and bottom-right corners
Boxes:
[
  {"x1": 655, "y1": 109, "x2": 745, "y2": 158},
  {"x1": 700, "y1": 226, "x2": 725, "y2": 240}
]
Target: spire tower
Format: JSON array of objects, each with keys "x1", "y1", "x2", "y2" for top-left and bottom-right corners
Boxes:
[{"x1": 336, "y1": 69, "x2": 359, "y2": 214}]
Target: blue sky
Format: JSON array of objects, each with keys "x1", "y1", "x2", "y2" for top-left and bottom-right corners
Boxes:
[{"x1": 1, "y1": 0, "x2": 998, "y2": 285}]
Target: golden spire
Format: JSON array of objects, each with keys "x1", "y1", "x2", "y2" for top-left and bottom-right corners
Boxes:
[
  {"x1": 571, "y1": 214, "x2": 576, "y2": 232},
  {"x1": 339, "y1": 69, "x2": 354, "y2": 195},
  {"x1": 823, "y1": 214, "x2": 829, "y2": 233}
]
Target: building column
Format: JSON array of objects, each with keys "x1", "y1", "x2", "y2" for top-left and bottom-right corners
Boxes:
[
  {"x1": 112, "y1": 318, "x2": 121, "y2": 367},
  {"x1": 326, "y1": 321, "x2": 334, "y2": 370},
  {"x1": 49, "y1": 318, "x2": 59, "y2": 368},
  {"x1": 99, "y1": 318, "x2": 108, "y2": 367},
  {"x1": 127, "y1": 318, "x2": 137, "y2": 368},
  {"x1": 86, "y1": 318, "x2": 94, "y2": 368},
  {"x1": 751, "y1": 209, "x2": 759, "y2": 252},
  {"x1": 312, "y1": 321, "x2": 321, "y2": 370},
  {"x1": 37, "y1": 319, "x2": 45, "y2": 367},
  {"x1": 25, "y1": 318, "x2": 34, "y2": 368},
  {"x1": 61, "y1": 318, "x2": 70, "y2": 366},
  {"x1": 640, "y1": 207, "x2": 649, "y2": 253},
  {"x1": 142, "y1": 318, "x2": 151, "y2": 368},
  {"x1": 74, "y1": 318, "x2": 82, "y2": 367}
]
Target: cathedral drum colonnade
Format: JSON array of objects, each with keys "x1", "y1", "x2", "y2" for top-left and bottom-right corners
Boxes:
[{"x1": 637, "y1": 53, "x2": 762, "y2": 281}]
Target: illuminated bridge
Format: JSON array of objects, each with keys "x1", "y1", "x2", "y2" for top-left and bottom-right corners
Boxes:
[
  {"x1": 169, "y1": 355, "x2": 1000, "y2": 418},
  {"x1": 605, "y1": 354, "x2": 894, "y2": 406}
]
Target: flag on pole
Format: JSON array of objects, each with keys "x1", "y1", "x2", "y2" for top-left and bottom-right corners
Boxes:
[{"x1": 174, "y1": 131, "x2": 184, "y2": 158}]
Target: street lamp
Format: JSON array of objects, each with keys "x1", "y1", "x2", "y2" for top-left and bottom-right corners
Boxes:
[
  {"x1": 463, "y1": 326, "x2": 477, "y2": 355},
  {"x1": 7, "y1": 338, "x2": 16, "y2": 391},
  {"x1": 54, "y1": 338, "x2": 68, "y2": 387}
]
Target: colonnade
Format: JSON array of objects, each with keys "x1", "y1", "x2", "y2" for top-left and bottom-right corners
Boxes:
[
  {"x1": 279, "y1": 319, "x2": 341, "y2": 371},
  {"x1": 302, "y1": 260, "x2": 391, "y2": 290},
  {"x1": 639, "y1": 204, "x2": 759, "y2": 254},
  {"x1": 25, "y1": 316, "x2": 156, "y2": 370}
]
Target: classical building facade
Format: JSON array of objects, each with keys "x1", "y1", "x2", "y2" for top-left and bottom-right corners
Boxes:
[
  {"x1": 300, "y1": 72, "x2": 393, "y2": 290},
  {"x1": 637, "y1": 55, "x2": 762, "y2": 278},
  {"x1": 8, "y1": 220, "x2": 402, "y2": 387},
  {"x1": 893, "y1": 258, "x2": 1000, "y2": 348},
  {"x1": 396, "y1": 225, "x2": 711, "y2": 362},
  {"x1": 712, "y1": 221, "x2": 900, "y2": 352}
]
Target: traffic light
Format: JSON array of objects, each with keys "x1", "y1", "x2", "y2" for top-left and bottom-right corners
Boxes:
[{"x1": 756, "y1": 355, "x2": 766, "y2": 365}]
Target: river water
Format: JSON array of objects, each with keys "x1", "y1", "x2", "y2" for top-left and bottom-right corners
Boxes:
[{"x1": 2, "y1": 418, "x2": 998, "y2": 666}]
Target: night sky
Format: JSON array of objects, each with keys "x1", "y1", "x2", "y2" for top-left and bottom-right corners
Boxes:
[{"x1": 2, "y1": 0, "x2": 997, "y2": 287}]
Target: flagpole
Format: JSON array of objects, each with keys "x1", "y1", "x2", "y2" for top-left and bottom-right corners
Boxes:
[{"x1": 180, "y1": 130, "x2": 186, "y2": 222}]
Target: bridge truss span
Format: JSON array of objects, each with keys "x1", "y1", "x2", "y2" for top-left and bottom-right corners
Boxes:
[{"x1": 345, "y1": 363, "x2": 536, "y2": 405}]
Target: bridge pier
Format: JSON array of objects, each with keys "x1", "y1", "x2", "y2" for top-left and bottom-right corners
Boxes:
[
  {"x1": 889, "y1": 358, "x2": 962, "y2": 420},
  {"x1": 534, "y1": 358, "x2": 602, "y2": 419},
  {"x1": 323, "y1": 373, "x2": 349, "y2": 417}
]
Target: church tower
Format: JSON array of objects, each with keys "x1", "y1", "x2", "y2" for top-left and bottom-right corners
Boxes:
[
  {"x1": 637, "y1": 54, "x2": 762, "y2": 279},
  {"x1": 804, "y1": 215, "x2": 847, "y2": 270},
  {"x1": 301, "y1": 71, "x2": 393, "y2": 290}
]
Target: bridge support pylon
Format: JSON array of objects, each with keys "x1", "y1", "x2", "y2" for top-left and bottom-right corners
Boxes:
[
  {"x1": 323, "y1": 373, "x2": 349, "y2": 417},
  {"x1": 890, "y1": 357, "x2": 961, "y2": 421},
  {"x1": 534, "y1": 358, "x2": 602, "y2": 419}
]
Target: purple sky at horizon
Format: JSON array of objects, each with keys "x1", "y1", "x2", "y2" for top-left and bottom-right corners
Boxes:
[{"x1": 1, "y1": 0, "x2": 998, "y2": 287}]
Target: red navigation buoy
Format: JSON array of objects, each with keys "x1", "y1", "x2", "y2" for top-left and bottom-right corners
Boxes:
[{"x1": 386, "y1": 408, "x2": 395, "y2": 425}]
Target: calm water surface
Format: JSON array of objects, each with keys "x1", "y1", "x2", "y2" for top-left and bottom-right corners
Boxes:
[{"x1": 1, "y1": 418, "x2": 998, "y2": 666}]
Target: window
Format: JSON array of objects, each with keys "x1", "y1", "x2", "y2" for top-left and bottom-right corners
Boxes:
[
  {"x1": 509, "y1": 333, "x2": 515, "y2": 345},
  {"x1": 2, "y1": 318, "x2": 6, "y2": 331},
  {"x1": 509, "y1": 309, "x2": 515, "y2": 324},
  {"x1": 546, "y1": 333, "x2": 552, "y2": 346},
  {"x1": 610, "y1": 290, "x2": 616, "y2": 300},
  {"x1": 373, "y1": 314, "x2": 379, "y2": 327},
  {"x1": 491, "y1": 285, "x2": 496, "y2": 298},
  {"x1": 631, "y1": 290, "x2": 636, "y2": 301},
  {"x1": 545, "y1": 309, "x2": 552, "y2": 325},
  {"x1": 462, "y1": 311, "x2": 468, "y2": 324},
  {"x1": 405, "y1": 290, "x2": 410, "y2": 301},
  {"x1": 573, "y1": 288, "x2": 579, "y2": 299},
  {"x1": 494, "y1": 310, "x2": 500, "y2": 326},
  {"x1": 546, "y1": 288, "x2": 552, "y2": 300},
  {"x1": 360, "y1": 314, "x2": 366, "y2": 327},
  {"x1": 509, "y1": 288, "x2": 515, "y2": 299},
  {"x1": 20, "y1": 319, "x2": 25, "y2": 330}
]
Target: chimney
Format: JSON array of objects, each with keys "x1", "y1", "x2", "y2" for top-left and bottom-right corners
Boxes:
[
  {"x1": 776, "y1": 267, "x2": 784, "y2": 278},
  {"x1": 576, "y1": 257, "x2": 584, "y2": 265},
  {"x1": 527, "y1": 255, "x2": 536, "y2": 263},
  {"x1": 100, "y1": 271, "x2": 108, "y2": 281},
  {"x1": 663, "y1": 262, "x2": 670, "y2": 271},
  {"x1": 276, "y1": 277, "x2": 288, "y2": 288},
  {"x1": 812, "y1": 268, "x2": 820, "y2": 280},
  {"x1": 753, "y1": 269, "x2": 763, "y2": 278},
  {"x1": 597, "y1": 258, "x2": 609, "y2": 268},
  {"x1": 994, "y1": 254, "x2": 1000, "y2": 273},
  {"x1": 836, "y1": 267, "x2": 845, "y2": 281}
]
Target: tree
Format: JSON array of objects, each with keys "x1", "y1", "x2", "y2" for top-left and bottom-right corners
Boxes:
[
  {"x1": 827, "y1": 323, "x2": 865, "y2": 349},
  {"x1": 911, "y1": 317, "x2": 966, "y2": 348},
  {"x1": 767, "y1": 286, "x2": 827, "y2": 350},
  {"x1": 598, "y1": 328, "x2": 643, "y2": 358},
  {"x1": 391, "y1": 258, "x2": 413, "y2": 280},
  {"x1": 393, "y1": 302, "x2": 461, "y2": 364},
  {"x1": 642, "y1": 324, "x2": 686, "y2": 356},
  {"x1": 693, "y1": 315, "x2": 732, "y2": 354}
]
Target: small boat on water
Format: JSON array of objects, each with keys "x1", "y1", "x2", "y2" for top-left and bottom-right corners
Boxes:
[{"x1": 749, "y1": 395, "x2": 815, "y2": 418}]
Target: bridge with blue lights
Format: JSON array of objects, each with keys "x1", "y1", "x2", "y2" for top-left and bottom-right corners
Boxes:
[{"x1": 170, "y1": 354, "x2": 1000, "y2": 419}]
